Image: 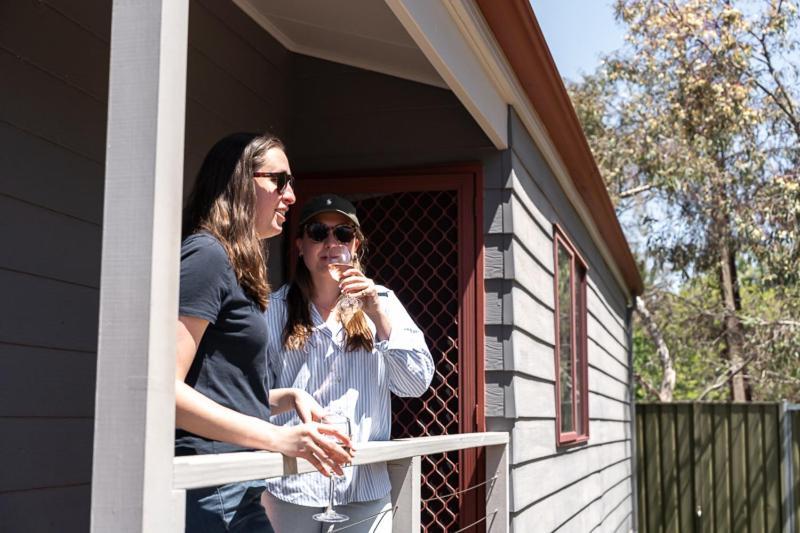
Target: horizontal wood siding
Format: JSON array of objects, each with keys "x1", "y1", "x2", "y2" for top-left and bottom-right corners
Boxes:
[
  {"x1": 287, "y1": 54, "x2": 496, "y2": 173},
  {"x1": 484, "y1": 109, "x2": 633, "y2": 531},
  {"x1": 0, "y1": 1, "x2": 288, "y2": 530}
]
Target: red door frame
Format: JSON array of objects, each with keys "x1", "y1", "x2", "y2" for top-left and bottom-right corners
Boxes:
[{"x1": 290, "y1": 163, "x2": 486, "y2": 529}]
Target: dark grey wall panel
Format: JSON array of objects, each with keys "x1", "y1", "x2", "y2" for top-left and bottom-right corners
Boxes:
[
  {"x1": 0, "y1": 344, "x2": 95, "y2": 418},
  {"x1": 0, "y1": 485, "x2": 90, "y2": 533},
  {"x1": 43, "y1": 0, "x2": 112, "y2": 41},
  {"x1": 0, "y1": 195, "x2": 101, "y2": 287},
  {"x1": 0, "y1": 123, "x2": 104, "y2": 223},
  {"x1": 288, "y1": 55, "x2": 495, "y2": 173},
  {"x1": 0, "y1": 47, "x2": 106, "y2": 163},
  {"x1": 0, "y1": 419, "x2": 94, "y2": 492},
  {"x1": 0, "y1": 1, "x2": 109, "y2": 101},
  {"x1": 0, "y1": 270, "x2": 99, "y2": 352}
]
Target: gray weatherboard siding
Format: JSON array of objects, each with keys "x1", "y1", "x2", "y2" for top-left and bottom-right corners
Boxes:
[{"x1": 483, "y1": 109, "x2": 634, "y2": 532}]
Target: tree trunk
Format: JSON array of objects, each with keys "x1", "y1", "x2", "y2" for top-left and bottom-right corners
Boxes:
[
  {"x1": 635, "y1": 295, "x2": 675, "y2": 402},
  {"x1": 719, "y1": 241, "x2": 748, "y2": 401}
]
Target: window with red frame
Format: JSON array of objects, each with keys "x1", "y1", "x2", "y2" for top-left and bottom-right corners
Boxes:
[{"x1": 553, "y1": 225, "x2": 589, "y2": 446}]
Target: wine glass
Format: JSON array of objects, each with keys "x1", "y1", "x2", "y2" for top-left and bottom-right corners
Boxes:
[
  {"x1": 312, "y1": 413, "x2": 353, "y2": 523},
  {"x1": 325, "y1": 245, "x2": 362, "y2": 316}
]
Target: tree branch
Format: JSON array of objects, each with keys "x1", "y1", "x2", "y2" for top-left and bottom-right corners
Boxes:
[
  {"x1": 635, "y1": 296, "x2": 676, "y2": 401},
  {"x1": 634, "y1": 372, "x2": 662, "y2": 401},
  {"x1": 697, "y1": 350, "x2": 760, "y2": 400},
  {"x1": 618, "y1": 183, "x2": 657, "y2": 199}
]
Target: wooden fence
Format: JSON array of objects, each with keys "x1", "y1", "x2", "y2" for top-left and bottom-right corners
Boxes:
[{"x1": 636, "y1": 402, "x2": 800, "y2": 533}]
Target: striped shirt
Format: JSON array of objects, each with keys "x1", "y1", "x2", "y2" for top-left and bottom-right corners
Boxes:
[{"x1": 263, "y1": 284, "x2": 434, "y2": 506}]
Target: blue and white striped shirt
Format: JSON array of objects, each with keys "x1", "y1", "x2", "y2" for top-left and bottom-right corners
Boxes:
[{"x1": 264, "y1": 284, "x2": 434, "y2": 506}]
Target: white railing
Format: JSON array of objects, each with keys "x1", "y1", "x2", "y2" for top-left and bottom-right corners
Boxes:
[{"x1": 172, "y1": 432, "x2": 509, "y2": 532}]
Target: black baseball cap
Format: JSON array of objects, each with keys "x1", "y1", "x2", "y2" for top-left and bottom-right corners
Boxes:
[{"x1": 298, "y1": 194, "x2": 360, "y2": 227}]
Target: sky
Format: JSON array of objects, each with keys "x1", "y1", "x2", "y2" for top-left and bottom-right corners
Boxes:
[{"x1": 529, "y1": 0, "x2": 626, "y2": 82}]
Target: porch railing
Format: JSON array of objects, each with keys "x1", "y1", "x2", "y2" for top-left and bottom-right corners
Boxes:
[{"x1": 172, "y1": 432, "x2": 509, "y2": 532}]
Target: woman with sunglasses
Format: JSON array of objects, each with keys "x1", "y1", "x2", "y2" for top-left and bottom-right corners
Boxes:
[
  {"x1": 177, "y1": 135, "x2": 353, "y2": 533},
  {"x1": 260, "y1": 194, "x2": 434, "y2": 532}
]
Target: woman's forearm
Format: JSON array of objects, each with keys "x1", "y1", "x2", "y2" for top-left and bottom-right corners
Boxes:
[{"x1": 175, "y1": 380, "x2": 280, "y2": 450}]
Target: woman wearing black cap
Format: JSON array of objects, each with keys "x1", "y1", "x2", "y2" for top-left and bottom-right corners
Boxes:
[
  {"x1": 260, "y1": 194, "x2": 434, "y2": 532},
  {"x1": 176, "y1": 135, "x2": 353, "y2": 532}
]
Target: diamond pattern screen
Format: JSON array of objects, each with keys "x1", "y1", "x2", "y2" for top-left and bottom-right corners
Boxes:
[{"x1": 353, "y1": 190, "x2": 465, "y2": 532}]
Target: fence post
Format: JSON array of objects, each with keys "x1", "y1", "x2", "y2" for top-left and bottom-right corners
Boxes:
[
  {"x1": 485, "y1": 442, "x2": 509, "y2": 533},
  {"x1": 782, "y1": 401, "x2": 797, "y2": 533},
  {"x1": 389, "y1": 456, "x2": 421, "y2": 532}
]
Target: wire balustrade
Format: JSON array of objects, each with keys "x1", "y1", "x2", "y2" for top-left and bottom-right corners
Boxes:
[{"x1": 172, "y1": 432, "x2": 509, "y2": 533}]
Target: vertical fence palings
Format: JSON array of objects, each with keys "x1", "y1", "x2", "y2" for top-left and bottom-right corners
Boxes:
[{"x1": 636, "y1": 402, "x2": 800, "y2": 533}]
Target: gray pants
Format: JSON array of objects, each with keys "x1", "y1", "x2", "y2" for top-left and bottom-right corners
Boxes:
[{"x1": 261, "y1": 491, "x2": 392, "y2": 533}]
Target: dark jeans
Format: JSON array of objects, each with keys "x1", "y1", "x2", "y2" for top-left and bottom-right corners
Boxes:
[{"x1": 185, "y1": 480, "x2": 274, "y2": 533}]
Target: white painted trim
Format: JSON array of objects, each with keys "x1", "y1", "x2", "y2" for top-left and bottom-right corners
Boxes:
[
  {"x1": 486, "y1": 442, "x2": 509, "y2": 533},
  {"x1": 90, "y1": 1, "x2": 188, "y2": 531},
  {"x1": 388, "y1": 456, "x2": 422, "y2": 532},
  {"x1": 232, "y1": 0, "x2": 447, "y2": 88},
  {"x1": 445, "y1": 0, "x2": 633, "y2": 302},
  {"x1": 173, "y1": 432, "x2": 509, "y2": 489},
  {"x1": 384, "y1": 0, "x2": 508, "y2": 148}
]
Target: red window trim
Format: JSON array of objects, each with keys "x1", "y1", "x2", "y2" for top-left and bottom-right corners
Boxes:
[{"x1": 553, "y1": 224, "x2": 590, "y2": 446}]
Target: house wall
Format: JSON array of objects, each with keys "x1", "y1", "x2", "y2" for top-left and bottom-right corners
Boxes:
[
  {"x1": 2, "y1": 1, "x2": 635, "y2": 531},
  {"x1": 484, "y1": 109, "x2": 635, "y2": 532},
  {"x1": 287, "y1": 54, "x2": 498, "y2": 173},
  {"x1": 0, "y1": 1, "x2": 288, "y2": 531}
]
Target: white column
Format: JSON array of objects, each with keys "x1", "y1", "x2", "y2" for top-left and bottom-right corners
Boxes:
[{"x1": 90, "y1": 0, "x2": 189, "y2": 531}]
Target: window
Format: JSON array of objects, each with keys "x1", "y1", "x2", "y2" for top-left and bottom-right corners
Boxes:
[{"x1": 553, "y1": 225, "x2": 589, "y2": 445}]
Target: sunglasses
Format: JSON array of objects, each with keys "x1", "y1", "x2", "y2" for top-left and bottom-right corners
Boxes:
[
  {"x1": 253, "y1": 171, "x2": 294, "y2": 193},
  {"x1": 304, "y1": 222, "x2": 357, "y2": 243}
]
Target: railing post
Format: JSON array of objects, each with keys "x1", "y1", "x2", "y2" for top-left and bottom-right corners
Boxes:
[
  {"x1": 172, "y1": 490, "x2": 186, "y2": 533},
  {"x1": 485, "y1": 442, "x2": 509, "y2": 533},
  {"x1": 388, "y1": 456, "x2": 421, "y2": 532}
]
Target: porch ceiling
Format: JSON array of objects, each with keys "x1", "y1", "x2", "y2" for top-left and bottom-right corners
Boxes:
[{"x1": 232, "y1": 0, "x2": 446, "y2": 87}]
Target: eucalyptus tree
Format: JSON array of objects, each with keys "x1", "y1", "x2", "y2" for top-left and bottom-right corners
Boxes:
[{"x1": 569, "y1": 0, "x2": 800, "y2": 400}]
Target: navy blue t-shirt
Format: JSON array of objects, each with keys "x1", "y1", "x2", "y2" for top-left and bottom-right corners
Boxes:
[{"x1": 175, "y1": 232, "x2": 271, "y2": 455}]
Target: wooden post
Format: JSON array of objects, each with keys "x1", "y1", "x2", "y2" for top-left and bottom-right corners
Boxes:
[
  {"x1": 389, "y1": 456, "x2": 421, "y2": 532},
  {"x1": 173, "y1": 490, "x2": 186, "y2": 533},
  {"x1": 90, "y1": 0, "x2": 189, "y2": 531},
  {"x1": 782, "y1": 401, "x2": 797, "y2": 533},
  {"x1": 485, "y1": 442, "x2": 509, "y2": 533}
]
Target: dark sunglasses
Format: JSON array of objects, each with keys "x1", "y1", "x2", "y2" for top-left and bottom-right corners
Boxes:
[
  {"x1": 253, "y1": 171, "x2": 294, "y2": 193},
  {"x1": 304, "y1": 222, "x2": 356, "y2": 243}
]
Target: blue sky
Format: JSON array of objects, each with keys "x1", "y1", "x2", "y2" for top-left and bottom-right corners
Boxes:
[{"x1": 529, "y1": 0, "x2": 625, "y2": 82}]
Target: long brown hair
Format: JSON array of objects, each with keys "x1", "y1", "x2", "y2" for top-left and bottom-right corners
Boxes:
[
  {"x1": 283, "y1": 223, "x2": 374, "y2": 352},
  {"x1": 182, "y1": 132, "x2": 284, "y2": 311}
]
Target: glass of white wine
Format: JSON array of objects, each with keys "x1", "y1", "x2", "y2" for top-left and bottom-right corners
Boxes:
[
  {"x1": 312, "y1": 413, "x2": 353, "y2": 523},
  {"x1": 325, "y1": 245, "x2": 362, "y2": 316}
]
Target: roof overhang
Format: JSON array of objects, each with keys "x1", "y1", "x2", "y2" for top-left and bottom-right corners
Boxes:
[
  {"x1": 232, "y1": 0, "x2": 643, "y2": 299},
  {"x1": 473, "y1": 0, "x2": 643, "y2": 297}
]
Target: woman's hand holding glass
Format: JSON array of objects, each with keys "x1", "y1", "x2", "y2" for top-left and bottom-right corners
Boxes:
[
  {"x1": 271, "y1": 422, "x2": 354, "y2": 477},
  {"x1": 338, "y1": 267, "x2": 381, "y2": 315},
  {"x1": 324, "y1": 244, "x2": 381, "y2": 318},
  {"x1": 312, "y1": 413, "x2": 353, "y2": 523}
]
